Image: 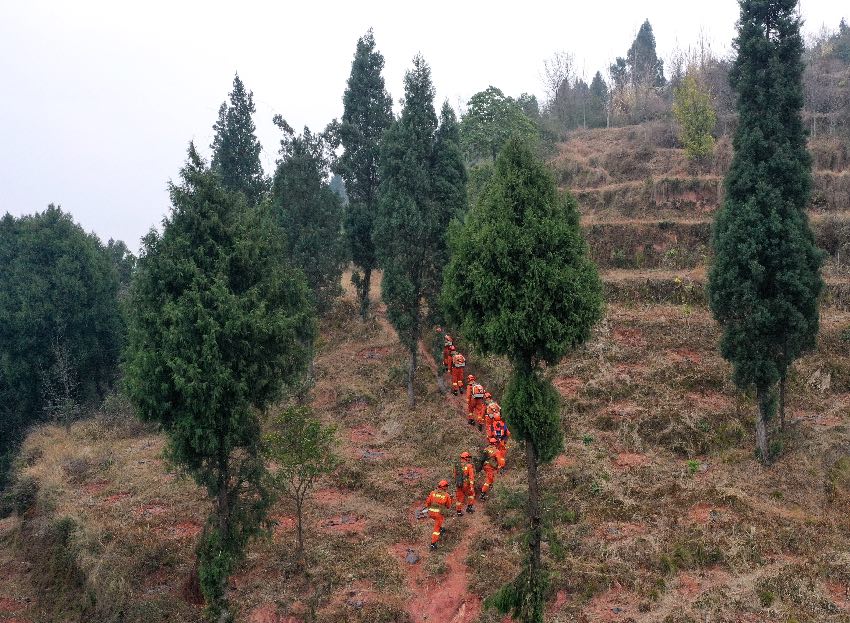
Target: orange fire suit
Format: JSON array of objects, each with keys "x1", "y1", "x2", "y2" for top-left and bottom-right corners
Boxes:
[
  {"x1": 484, "y1": 402, "x2": 500, "y2": 438},
  {"x1": 425, "y1": 489, "x2": 452, "y2": 544},
  {"x1": 454, "y1": 462, "x2": 476, "y2": 512},
  {"x1": 450, "y1": 353, "x2": 466, "y2": 393},
  {"x1": 468, "y1": 384, "x2": 485, "y2": 425},
  {"x1": 442, "y1": 338, "x2": 453, "y2": 371},
  {"x1": 493, "y1": 418, "x2": 511, "y2": 453},
  {"x1": 481, "y1": 446, "x2": 506, "y2": 496}
]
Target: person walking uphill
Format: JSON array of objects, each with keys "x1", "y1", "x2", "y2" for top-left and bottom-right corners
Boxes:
[
  {"x1": 442, "y1": 334, "x2": 454, "y2": 372},
  {"x1": 450, "y1": 348, "x2": 466, "y2": 395},
  {"x1": 467, "y1": 380, "x2": 485, "y2": 427},
  {"x1": 422, "y1": 480, "x2": 453, "y2": 549},
  {"x1": 479, "y1": 437, "x2": 506, "y2": 501},
  {"x1": 454, "y1": 452, "x2": 476, "y2": 516}
]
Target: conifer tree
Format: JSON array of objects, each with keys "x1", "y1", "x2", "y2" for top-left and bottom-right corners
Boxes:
[
  {"x1": 126, "y1": 145, "x2": 315, "y2": 619},
  {"x1": 442, "y1": 138, "x2": 603, "y2": 621},
  {"x1": 211, "y1": 74, "x2": 267, "y2": 205},
  {"x1": 627, "y1": 20, "x2": 666, "y2": 88},
  {"x1": 708, "y1": 0, "x2": 823, "y2": 462},
  {"x1": 588, "y1": 72, "x2": 609, "y2": 128},
  {"x1": 271, "y1": 119, "x2": 346, "y2": 312},
  {"x1": 425, "y1": 102, "x2": 468, "y2": 322},
  {"x1": 374, "y1": 55, "x2": 453, "y2": 405},
  {"x1": 335, "y1": 30, "x2": 393, "y2": 319}
]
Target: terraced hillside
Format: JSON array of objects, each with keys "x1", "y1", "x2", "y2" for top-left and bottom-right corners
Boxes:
[{"x1": 1, "y1": 125, "x2": 849, "y2": 623}]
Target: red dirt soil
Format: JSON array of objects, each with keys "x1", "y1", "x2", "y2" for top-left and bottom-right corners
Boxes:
[
  {"x1": 554, "y1": 454, "x2": 577, "y2": 469},
  {"x1": 132, "y1": 502, "x2": 168, "y2": 518},
  {"x1": 825, "y1": 581, "x2": 850, "y2": 611},
  {"x1": 612, "y1": 452, "x2": 651, "y2": 469},
  {"x1": 347, "y1": 424, "x2": 377, "y2": 443},
  {"x1": 581, "y1": 584, "x2": 642, "y2": 622},
  {"x1": 319, "y1": 514, "x2": 367, "y2": 535},
  {"x1": 80, "y1": 479, "x2": 110, "y2": 495},
  {"x1": 687, "y1": 503, "x2": 730, "y2": 524},
  {"x1": 554, "y1": 376, "x2": 583, "y2": 398},
  {"x1": 675, "y1": 568, "x2": 732, "y2": 599},
  {"x1": 666, "y1": 348, "x2": 703, "y2": 365},
  {"x1": 0, "y1": 597, "x2": 26, "y2": 613},
  {"x1": 685, "y1": 392, "x2": 734, "y2": 413},
  {"x1": 595, "y1": 521, "x2": 648, "y2": 542},
  {"x1": 612, "y1": 327, "x2": 646, "y2": 348},
  {"x1": 246, "y1": 603, "x2": 301, "y2": 623},
  {"x1": 103, "y1": 491, "x2": 132, "y2": 503}
]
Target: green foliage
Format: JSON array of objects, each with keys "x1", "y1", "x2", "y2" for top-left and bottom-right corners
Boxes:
[
  {"x1": 125, "y1": 144, "x2": 315, "y2": 618},
  {"x1": 442, "y1": 138, "x2": 601, "y2": 622},
  {"x1": 442, "y1": 138, "x2": 604, "y2": 367},
  {"x1": 673, "y1": 74, "x2": 717, "y2": 160},
  {"x1": 271, "y1": 122, "x2": 346, "y2": 312},
  {"x1": 460, "y1": 86, "x2": 539, "y2": 163},
  {"x1": 211, "y1": 73, "x2": 267, "y2": 206},
  {"x1": 334, "y1": 29, "x2": 393, "y2": 319},
  {"x1": 708, "y1": 0, "x2": 823, "y2": 461},
  {"x1": 504, "y1": 369, "x2": 563, "y2": 462},
  {"x1": 0, "y1": 206, "x2": 123, "y2": 488},
  {"x1": 374, "y1": 55, "x2": 466, "y2": 403},
  {"x1": 627, "y1": 19, "x2": 666, "y2": 88},
  {"x1": 265, "y1": 405, "x2": 339, "y2": 561},
  {"x1": 588, "y1": 72, "x2": 609, "y2": 128}
]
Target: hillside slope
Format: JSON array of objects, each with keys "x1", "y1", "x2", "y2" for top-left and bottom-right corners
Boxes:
[{"x1": 2, "y1": 125, "x2": 849, "y2": 623}]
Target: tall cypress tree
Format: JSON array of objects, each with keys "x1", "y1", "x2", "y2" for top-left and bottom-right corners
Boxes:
[
  {"x1": 442, "y1": 138, "x2": 603, "y2": 622},
  {"x1": 708, "y1": 0, "x2": 823, "y2": 462},
  {"x1": 335, "y1": 30, "x2": 393, "y2": 319},
  {"x1": 627, "y1": 20, "x2": 666, "y2": 88},
  {"x1": 588, "y1": 72, "x2": 609, "y2": 128},
  {"x1": 271, "y1": 119, "x2": 346, "y2": 313},
  {"x1": 425, "y1": 101, "x2": 467, "y2": 323},
  {"x1": 374, "y1": 54, "x2": 444, "y2": 406},
  {"x1": 211, "y1": 74, "x2": 267, "y2": 206},
  {"x1": 126, "y1": 145, "x2": 315, "y2": 618}
]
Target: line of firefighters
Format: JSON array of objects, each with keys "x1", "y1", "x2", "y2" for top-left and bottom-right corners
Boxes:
[{"x1": 420, "y1": 330, "x2": 511, "y2": 550}]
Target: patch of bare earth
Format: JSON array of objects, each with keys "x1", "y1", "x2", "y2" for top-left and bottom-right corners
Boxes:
[
  {"x1": 581, "y1": 584, "x2": 642, "y2": 622},
  {"x1": 612, "y1": 452, "x2": 651, "y2": 469},
  {"x1": 595, "y1": 522, "x2": 648, "y2": 542},
  {"x1": 687, "y1": 503, "x2": 731, "y2": 524},
  {"x1": 554, "y1": 376, "x2": 583, "y2": 398}
]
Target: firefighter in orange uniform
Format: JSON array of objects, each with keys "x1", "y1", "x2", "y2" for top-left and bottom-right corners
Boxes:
[
  {"x1": 450, "y1": 348, "x2": 466, "y2": 395},
  {"x1": 474, "y1": 391, "x2": 491, "y2": 431},
  {"x1": 442, "y1": 335, "x2": 454, "y2": 372},
  {"x1": 492, "y1": 413, "x2": 511, "y2": 455},
  {"x1": 467, "y1": 381, "x2": 485, "y2": 427},
  {"x1": 484, "y1": 399, "x2": 501, "y2": 438},
  {"x1": 479, "y1": 437, "x2": 506, "y2": 501},
  {"x1": 465, "y1": 374, "x2": 476, "y2": 412},
  {"x1": 422, "y1": 480, "x2": 453, "y2": 549},
  {"x1": 454, "y1": 452, "x2": 476, "y2": 515}
]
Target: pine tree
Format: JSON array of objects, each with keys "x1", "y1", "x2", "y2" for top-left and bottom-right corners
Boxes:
[
  {"x1": 335, "y1": 29, "x2": 393, "y2": 319},
  {"x1": 125, "y1": 145, "x2": 315, "y2": 619},
  {"x1": 374, "y1": 55, "x2": 452, "y2": 406},
  {"x1": 588, "y1": 72, "x2": 609, "y2": 128},
  {"x1": 425, "y1": 102, "x2": 468, "y2": 322},
  {"x1": 442, "y1": 138, "x2": 603, "y2": 621},
  {"x1": 271, "y1": 120, "x2": 346, "y2": 312},
  {"x1": 0, "y1": 206, "x2": 123, "y2": 488},
  {"x1": 708, "y1": 0, "x2": 823, "y2": 462},
  {"x1": 628, "y1": 20, "x2": 666, "y2": 88},
  {"x1": 211, "y1": 74, "x2": 267, "y2": 205}
]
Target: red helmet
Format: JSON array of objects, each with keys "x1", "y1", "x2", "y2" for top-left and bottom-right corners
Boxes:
[
  {"x1": 488, "y1": 437, "x2": 497, "y2": 445},
  {"x1": 438, "y1": 479, "x2": 449, "y2": 489},
  {"x1": 449, "y1": 345, "x2": 456, "y2": 351},
  {"x1": 435, "y1": 326, "x2": 443, "y2": 333},
  {"x1": 467, "y1": 374, "x2": 475, "y2": 382},
  {"x1": 460, "y1": 451, "x2": 471, "y2": 459},
  {"x1": 484, "y1": 392, "x2": 492, "y2": 399}
]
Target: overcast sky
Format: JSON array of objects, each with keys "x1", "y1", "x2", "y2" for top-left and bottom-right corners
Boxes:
[{"x1": 0, "y1": 0, "x2": 844, "y2": 252}]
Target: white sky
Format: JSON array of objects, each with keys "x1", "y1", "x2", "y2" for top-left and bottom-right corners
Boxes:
[{"x1": 0, "y1": 0, "x2": 844, "y2": 252}]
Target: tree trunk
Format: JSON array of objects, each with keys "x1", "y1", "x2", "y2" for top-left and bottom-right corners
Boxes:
[
  {"x1": 359, "y1": 268, "x2": 372, "y2": 320},
  {"x1": 779, "y1": 374, "x2": 786, "y2": 431},
  {"x1": 525, "y1": 439, "x2": 544, "y2": 623},
  {"x1": 755, "y1": 386, "x2": 776, "y2": 463},
  {"x1": 295, "y1": 495, "x2": 305, "y2": 570},
  {"x1": 407, "y1": 348, "x2": 417, "y2": 407}
]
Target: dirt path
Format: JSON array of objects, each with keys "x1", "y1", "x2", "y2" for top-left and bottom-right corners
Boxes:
[{"x1": 369, "y1": 315, "x2": 486, "y2": 623}]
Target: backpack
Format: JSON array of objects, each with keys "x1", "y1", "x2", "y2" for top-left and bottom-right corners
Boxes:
[{"x1": 453, "y1": 460, "x2": 464, "y2": 488}]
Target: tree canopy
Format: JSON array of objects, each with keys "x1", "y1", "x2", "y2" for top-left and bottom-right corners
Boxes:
[
  {"x1": 708, "y1": 0, "x2": 823, "y2": 461},
  {"x1": 460, "y1": 86, "x2": 538, "y2": 163},
  {"x1": 334, "y1": 29, "x2": 394, "y2": 318},
  {"x1": 125, "y1": 144, "x2": 315, "y2": 617},
  {"x1": 271, "y1": 121, "x2": 346, "y2": 312},
  {"x1": 211, "y1": 74, "x2": 267, "y2": 205},
  {"x1": 0, "y1": 206, "x2": 123, "y2": 486}
]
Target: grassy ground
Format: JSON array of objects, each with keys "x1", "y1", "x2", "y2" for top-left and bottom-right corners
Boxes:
[{"x1": 1, "y1": 125, "x2": 849, "y2": 623}]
